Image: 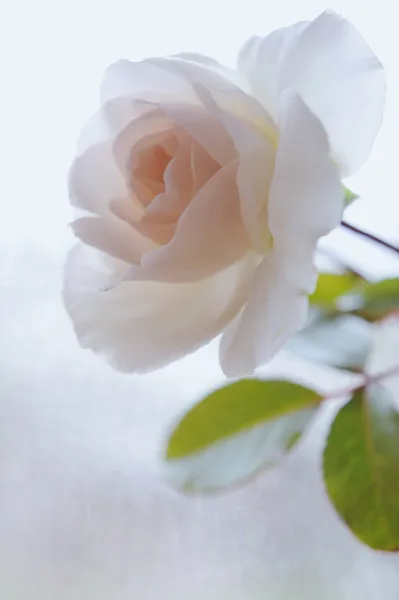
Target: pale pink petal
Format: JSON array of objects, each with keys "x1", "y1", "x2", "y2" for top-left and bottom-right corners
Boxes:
[
  {"x1": 104, "y1": 59, "x2": 236, "y2": 167},
  {"x1": 219, "y1": 250, "x2": 311, "y2": 377},
  {"x1": 100, "y1": 59, "x2": 192, "y2": 105},
  {"x1": 190, "y1": 140, "x2": 220, "y2": 196},
  {"x1": 239, "y1": 11, "x2": 385, "y2": 174},
  {"x1": 64, "y1": 244, "x2": 257, "y2": 373},
  {"x1": 193, "y1": 81, "x2": 277, "y2": 156},
  {"x1": 133, "y1": 201, "x2": 178, "y2": 245},
  {"x1": 220, "y1": 91, "x2": 343, "y2": 377},
  {"x1": 139, "y1": 56, "x2": 252, "y2": 164},
  {"x1": 100, "y1": 56, "x2": 240, "y2": 158},
  {"x1": 75, "y1": 108, "x2": 111, "y2": 156},
  {"x1": 132, "y1": 220, "x2": 176, "y2": 246},
  {"x1": 101, "y1": 97, "x2": 145, "y2": 140},
  {"x1": 136, "y1": 160, "x2": 251, "y2": 282},
  {"x1": 193, "y1": 83, "x2": 276, "y2": 252},
  {"x1": 237, "y1": 22, "x2": 307, "y2": 120},
  {"x1": 174, "y1": 53, "x2": 245, "y2": 89},
  {"x1": 130, "y1": 141, "x2": 171, "y2": 200},
  {"x1": 268, "y1": 90, "x2": 344, "y2": 248},
  {"x1": 100, "y1": 60, "x2": 201, "y2": 139},
  {"x1": 146, "y1": 56, "x2": 240, "y2": 96},
  {"x1": 132, "y1": 136, "x2": 220, "y2": 244},
  {"x1": 109, "y1": 198, "x2": 144, "y2": 225},
  {"x1": 157, "y1": 102, "x2": 235, "y2": 166},
  {"x1": 72, "y1": 216, "x2": 157, "y2": 265},
  {"x1": 69, "y1": 140, "x2": 130, "y2": 216},
  {"x1": 160, "y1": 58, "x2": 277, "y2": 159},
  {"x1": 281, "y1": 11, "x2": 386, "y2": 174},
  {"x1": 144, "y1": 135, "x2": 193, "y2": 221},
  {"x1": 132, "y1": 136, "x2": 194, "y2": 245},
  {"x1": 78, "y1": 97, "x2": 165, "y2": 154},
  {"x1": 113, "y1": 108, "x2": 174, "y2": 199},
  {"x1": 235, "y1": 148, "x2": 275, "y2": 253}
]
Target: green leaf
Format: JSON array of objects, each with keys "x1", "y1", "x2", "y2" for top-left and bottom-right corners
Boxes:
[
  {"x1": 344, "y1": 186, "x2": 359, "y2": 207},
  {"x1": 340, "y1": 278, "x2": 399, "y2": 321},
  {"x1": 166, "y1": 379, "x2": 322, "y2": 491},
  {"x1": 310, "y1": 273, "x2": 360, "y2": 308},
  {"x1": 323, "y1": 385, "x2": 399, "y2": 551},
  {"x1": 288, "y1": 314, "x2": 373, "y2": 372}
]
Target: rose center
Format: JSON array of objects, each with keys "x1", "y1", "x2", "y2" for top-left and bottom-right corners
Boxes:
[{"x1": 132, "y1": 143, "x2": 173, "y2": 200}]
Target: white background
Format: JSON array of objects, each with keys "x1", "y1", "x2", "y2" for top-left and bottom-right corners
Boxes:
[{"x1": 1, "y1": 1, "x2": 399, "y2": 598}]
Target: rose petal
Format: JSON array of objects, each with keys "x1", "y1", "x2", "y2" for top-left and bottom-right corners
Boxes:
[
  {"x1": 100, "y1": 57, "x2": 223, "y2": 138},
  {"x1": 64, "y1": 244, "x2": 257, "y2": 373},
  {"x1": 190, "y1": 140, "x2": 220, "y2": 196},
  {"x1": 113, "y1": 107, "x2": 173, "y2": 201},
  {"x1": 141, "y1": 137, "x2": 219, "y2": 225},
  {"x1": 269, "y1": 90, "x2": 344, "y2": 247},
  {"x1": 147, "y1": 56, "x2": 240, "y2": 96},
  {"x1": 130, "y1": 140, "x2": 171, "y2": 202},
  {"x1": 109, "y1": 198, "x2": 144, "y2": 226},
  {"x1": 131, "y1": 135, "x2": 193, "y2": 245},
  {"x1": 69, "y1": 140, "x2": 130, "y2": 216},
  {"x1": 174, "y1": 52, "x2": 245, "y2": 89},
  {"x1": 283, "y1": 11, "x2": 385, "y2": 174},
  {"x1": 103, "y1": 59, "x2": 236, "y2": 166},
  {"x1": 157, "y1": 102, "x2": 235, "y2": 166},
  {"x1": 237, "y1": 22, "x2": 307, "y2": 120},
  {"x1": 137, "y1": 160, "x2": 251, "y2": 282},
  {"x1": 113, "y1": 101, "x2": 232, "y2": 195},
  {"x1": 134, "y1": 138, "x2": 220, "y2": 246},
  {"x1": 238, "y1": 11, "x2": 385, "y2": 174},
  {"x1": 219, "y1": 250, "x2": 311, "y2": 377},
  {"x1": 145, "y1": 135, "x2": 193, "y2": 221},
  {"x1": 75, "y1": 108, "x2": 112, "y2": 156},
  {"x1": 219, "y1": 90, "x2": 343, "y2": 377},
  {"x1": 101, "y1": 59, "x2": 191, "y2": 105},
  {"x1": 156, "y1": 57, "x2": 277, "y2": 159},
  {"x1": 195, "y1": 83, "x2": 276, "y2": 252},
  {"x1": 131, "y1": 221, "x2": 176, "y2": 247},
  {"x1": 72, "y1": 216, "x2": 156, "y2": 265},
  {"x1": 100, "y1": 60, "x2": 200, "y2": 143}
]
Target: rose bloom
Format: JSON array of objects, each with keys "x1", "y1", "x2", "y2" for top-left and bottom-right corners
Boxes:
[{"x1": 64, "y1": 11, "x2": 385, "y2": 376}]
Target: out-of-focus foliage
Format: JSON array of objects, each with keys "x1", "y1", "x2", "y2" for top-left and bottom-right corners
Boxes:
[
  {"x1": 309, "y1": 272, "x2": 361, "y2": 309},
  {"x1": 339, "y1": 278, "x2": 399, "y2": 322},
  {"x1": 290, "y1": 273, "x2": 399, "y2": 371},
  {"x1": 288, "y1": 313, "x2": 373, "y2": 372},
  {"x1": 344, "y1": 186, "x2": 359, "y2": 207}
]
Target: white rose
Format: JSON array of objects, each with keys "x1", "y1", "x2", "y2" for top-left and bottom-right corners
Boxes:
[{"x1": 64, "y1": 11, "x2": 385, "y2": 376}]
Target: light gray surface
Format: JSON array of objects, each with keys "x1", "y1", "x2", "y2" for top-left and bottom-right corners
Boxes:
[{"x1": 1, "y1": 246, "x2": 399, "y2": 599}]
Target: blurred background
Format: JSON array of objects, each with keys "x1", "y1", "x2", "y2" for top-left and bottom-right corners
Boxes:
[{"x1": 1, "y1": 0, "x2": 399, "y2": 598}]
